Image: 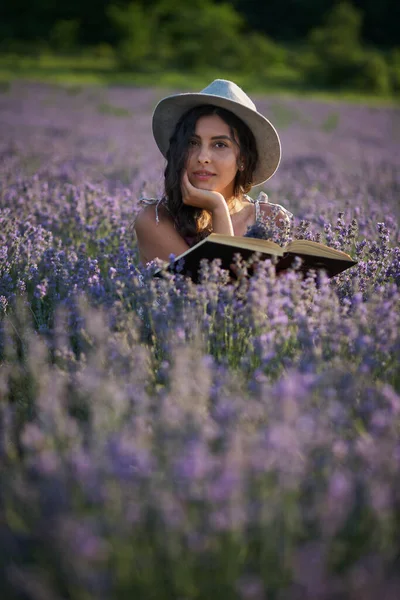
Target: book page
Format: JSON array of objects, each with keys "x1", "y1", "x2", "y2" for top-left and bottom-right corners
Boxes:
[
  {"x1": 201, "y1": 234, "x2": 284, "y2": 256},
  {"x1": 287, "y1": 239, "x2": 353, "y2": 261},
  {"x1": 174, "y1": 234, "x2": 284, "y2": 262}
]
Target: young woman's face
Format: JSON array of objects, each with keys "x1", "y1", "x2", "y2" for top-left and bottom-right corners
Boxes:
[{"x1": 186, "y1": 114, "x2": 241, "y2": 200}]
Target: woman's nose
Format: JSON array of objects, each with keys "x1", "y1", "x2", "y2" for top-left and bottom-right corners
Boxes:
[{"x1": 197, "y1": 144, "x2": 211, "y2": 163}]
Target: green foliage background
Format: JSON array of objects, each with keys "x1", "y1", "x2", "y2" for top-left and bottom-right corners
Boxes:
[
  {"x1": 1, "y1": 0, "x2": 398, "y2": 48},
  {"x1": 1, "y1": 0, "x2": 399, "y2": 96}
]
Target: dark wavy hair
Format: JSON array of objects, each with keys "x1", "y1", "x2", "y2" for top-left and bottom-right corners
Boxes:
[{"x1": 164, "y1": 104, "x2": 258, "y2": 244}]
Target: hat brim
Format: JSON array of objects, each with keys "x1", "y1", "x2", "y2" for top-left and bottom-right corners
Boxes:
[{"x1": 152, "y1": 92, "x2": 281, "y2": 186}]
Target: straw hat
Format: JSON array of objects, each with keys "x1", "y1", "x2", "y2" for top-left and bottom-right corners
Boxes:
[{"x1": 152, "y1": 79, "x2": 281, "y2": 185}]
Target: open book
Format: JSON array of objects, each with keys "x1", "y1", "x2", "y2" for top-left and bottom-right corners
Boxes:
[{"x1": 163, "y1": 234, "x2": 357, "y2": 282}]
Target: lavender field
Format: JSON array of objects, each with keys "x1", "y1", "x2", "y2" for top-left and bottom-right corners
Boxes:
[{"x1": 1, "y1": 82, "x2": 400, "y2": 599}]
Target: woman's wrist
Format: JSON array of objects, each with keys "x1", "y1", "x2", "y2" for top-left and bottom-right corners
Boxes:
[
  {"x1": 210, "y1": 202, "x2": 234, "y2": 235},
  {"x1": 210, "y1": 196, "x2": 229, "y2": 215}
]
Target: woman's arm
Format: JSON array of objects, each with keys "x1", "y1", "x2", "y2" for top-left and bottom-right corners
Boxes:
[{"x1": 209, "y1": 203, "x2": 234, "y2": 236}]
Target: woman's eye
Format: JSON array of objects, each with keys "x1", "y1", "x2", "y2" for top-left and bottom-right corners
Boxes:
[{"x1": 188, "y1": 140, "x2": 227, "y2": 149}]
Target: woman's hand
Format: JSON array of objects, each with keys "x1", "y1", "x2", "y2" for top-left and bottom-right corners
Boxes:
[
  {"x1": 181, "y1": 170, "x2": 234, "y2": 236},
  {"x1": 181, "y1": 170, "x2": 226, "y2": 213}
]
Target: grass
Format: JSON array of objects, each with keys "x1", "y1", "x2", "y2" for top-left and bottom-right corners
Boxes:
[
  {"x1": 267, "y1": 102, "x2": 310, "y2": 128},
  {"x1": 0, "y1": 51, "x2": 399, "y2": 107},
  {"x1": 97, "y1": 103, "x2": 132, "y2": 117},
  {"x1": 321, "y1": 112, "x2": 340, "y2": 132}
]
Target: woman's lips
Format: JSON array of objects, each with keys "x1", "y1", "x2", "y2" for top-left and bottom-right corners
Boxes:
[{"x1": 193, "y1": 172, "x2": 215, "y2": 181}]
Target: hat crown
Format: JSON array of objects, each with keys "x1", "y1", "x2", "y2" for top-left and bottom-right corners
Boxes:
[{"x1": 200, "y1": 79, "x2": 257, "y2": 112}]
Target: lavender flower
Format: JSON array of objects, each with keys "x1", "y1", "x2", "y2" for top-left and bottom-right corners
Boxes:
[{"x1": 0, "y1": 81, "x2": 399, "y2": 598}]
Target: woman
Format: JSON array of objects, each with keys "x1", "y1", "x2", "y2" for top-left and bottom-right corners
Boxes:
[{"x1": 135, "y1": 79, "x2": 292, "y2": 265}]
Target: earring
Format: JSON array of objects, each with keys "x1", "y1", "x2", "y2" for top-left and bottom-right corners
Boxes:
[{"x1": 239, "y1": 163, "x2": 244, "y2": 171}]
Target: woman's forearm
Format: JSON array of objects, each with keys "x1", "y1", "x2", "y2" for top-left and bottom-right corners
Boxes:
[{"x1": 211, "y1": 204, "x2": 234, "y2": 236}]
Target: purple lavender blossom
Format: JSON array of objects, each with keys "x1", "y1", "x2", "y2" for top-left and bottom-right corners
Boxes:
[{"x1": 0, "y1": 82, "x2": 399, "y2": 598}]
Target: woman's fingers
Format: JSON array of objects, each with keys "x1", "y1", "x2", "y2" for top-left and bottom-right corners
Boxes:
[
  {"x1": 181, "y1": 170, "x2": 192, "y2": 204},
  {"x1": 182, "y1": 170, "x2": 190, "y2": 186},
  {"x1": 181, "y1": 170, "x2": 200, "y2": 206},
  {"x1": 182, "y1": 170, "x2": 192, "y2": 191}
]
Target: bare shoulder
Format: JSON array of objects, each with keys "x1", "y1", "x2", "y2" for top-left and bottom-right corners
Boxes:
[
  {"x1": 134, "y1": 202, "x2": 189, "y2": 264},
  {"x1": 134, "y1": 203, "x2": 173, "y2": 234},
  {"x1": 134, "y1": 204, "x2": 157, "y2": 233}
]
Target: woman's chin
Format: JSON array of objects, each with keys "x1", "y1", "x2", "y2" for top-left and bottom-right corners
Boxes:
[{"x1": 193, "y1": 182, "x2": 217, "y2": 192}]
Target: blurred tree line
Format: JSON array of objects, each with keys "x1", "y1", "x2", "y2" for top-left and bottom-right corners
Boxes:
[
  {"x1": 1, "y1": 0, "x2": 399, "y2": 94},
  {"x1": 229, "y1": 0, "x2": 399, "y2": 48},
  {"x1": 1, "y1": 0, "x2": 398, "y2": 48}
]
